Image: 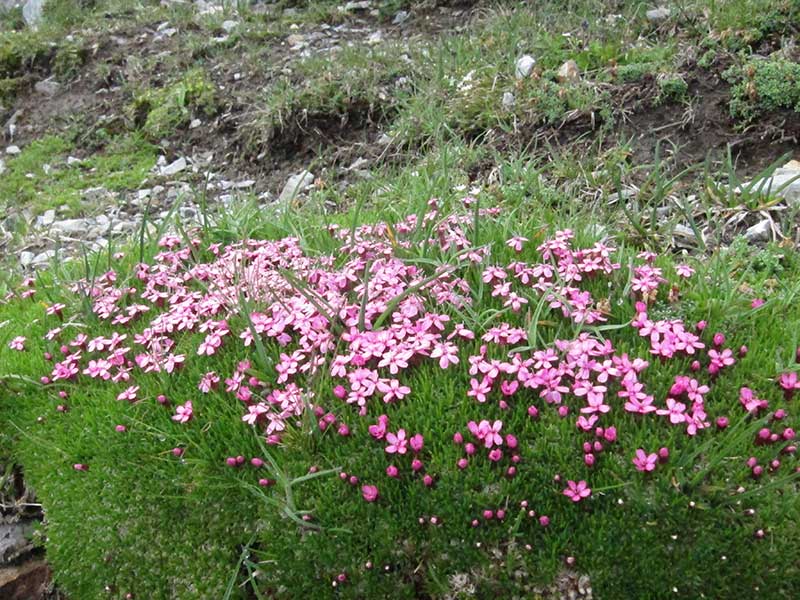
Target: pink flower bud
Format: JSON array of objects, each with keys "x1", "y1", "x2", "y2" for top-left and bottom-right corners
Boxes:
[
  {"x1": 337, "y1": 423, "x2": 350, "y2": 436},
  {"x1": 361, "y1": 485, "x2": 379, "y2": 502},
  {"x1": 713, "y1": 332, "x2": 725, "y2": 347},
  {"x1": 410, "y1": 434, "x2": 424, "y2": 452},
  {"x1": 236, "y1": 455, "x2": 245, "y2": 465},
  {"x1": 527, "y1": 405, "x2": 539, "y2": 419},
  {"x1": 349, "y1": 475, "x2": 359, "y2": 486},
  {"x1": 226, "y1": 457, "x2": 238, "y2": 467},
  {"x1": 593, "y1": 441, "x2": 604, "y2": 453},
  {"x1": 453, "y1": 431, "x2": 463, "y2": 444},
  {"x1": 658, "y1": 447, "x2": 669, "y2": 462},
  {"x1": 582, "y1": 442, "x2": 592, "y2": 453},
  {"x1": 746, "y1": 456, "x2": 758, "y2": 468},
  {"x1": 511, "y1": 454, "x2": 521, "y2": 463},
  {"x1": 422, "y1": 474, "x2": 434, "y2": 487},
  {"x1": 584, "y1": 453, "x2": 595, "y2": 467},
  {"x1": 557, "y1": 405, "x2": 569, "y2": 418},
  {"x1": 464, "y1": 442, "x2": 476, "y2": 456},
  {"x1": 488, "y1": 448, "x2": 503, "y2": 462},
  {"x1": 58, "y1": 390, "x2": 68, "y2": 399},
  {"x1": 172, "y1": 447, "x2": 183, "y2": 457},
  {"x1": 258, "y1": 478, "x2": 274, "y2": 487},
  {"x1": 539, "y1": 515, "x2": 550, "y2": 527},
  {"x1": 483, "y1": 510, "x2": 494, "y2": 520},
  {"x1": 773, "y1": 409, "x2": 787, "y2": 421},
  {"x1": 73, "y1": 463, "x2": 88, "y2": 471},
  {"x1": 505, "y1": 434, "x2": 518, "y2": 449},
  {"x1": 115, "y1": 425, "x2": 126, "y2": 432},
  {"x1": 752, "y1": 465, "x2": 763, "y2": 478},
  {"x1": 690, "y1": 360, "x2": 701, "y2": 372},
  {"x1": 738, "y1": 345, "x2": 748, "y2": 357},
  {"x1": 457, "y1": 458, "x2": 468, "y2": 470},
  {"x1": 506, "y1": 466, "x2": 516, "y2": 478},
  {"x1": 696, "y1": 320, "x2": 707, "y2": 332},
  {"x1": 603, "y1": 426, "x2": 617, "y2": 443},
  {"x1": 496, "y1": 509, "x2": 506, "y2": 520},
  {"x1": 333, "y1": 385, "x2": 346, "y2": 399},
  {"x1": 339, "y1": 472, "x2": 348, "y2": 480},
  {"x1": 411, "y1": 459, "x2": 423, "y2": 472},
  {"x1": 250, "y1": 457, "x2": 264, "y2": 468},
  {"x1": 157, "y1": 395, "x2": 168, "y2": 405},
  {"x1": 783, "y1": 428, "x2": 796, "y2": 441}
]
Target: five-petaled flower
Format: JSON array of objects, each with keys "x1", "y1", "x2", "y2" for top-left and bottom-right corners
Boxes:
[{"x1": 563, "y1": 480, "x2": 591, "y2": 502}]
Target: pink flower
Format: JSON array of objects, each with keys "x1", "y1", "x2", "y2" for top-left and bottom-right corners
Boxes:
[
  {"x1": 656, "y1": 398, "x2": 687, "y2": 424},
  {"x1": 369, "y1": 415, "x2": 389, "y2": 439},
  {"x1": 632, "y1": 449, "x2": 658, "y2": 472},
  {"x1": 409, "y1": 433, "x2": 424, "y2": 453},
  {"x1": 116, "y1": 385, "x2": 139, "y2": 402},
  {"x1": 172, "y1": 400, "x2": 193, "y2": 424},
  {"x1": 361, "y1": 484, "x2": 379, "y2": 502},
  {"x1": 563, "y1": 480, "x2": 591, "y2": 502},
  {"x1": 506, "y1": 236, "x2": 528, "y2": 252},
  {"x1": 8, "y1": 336, "x2": 26, "y2": 351},
  {"x1": 385, "y1": 429, "x2": 409, "y2": 454},
  {"x1": 675, "y1": 264, "x2": 695, "y2": 278}
]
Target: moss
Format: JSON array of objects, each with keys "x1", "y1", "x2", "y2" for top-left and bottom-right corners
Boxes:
[
  {"x1": 0, "y1": 134, "x2": 157, "y2": 216},
  {"x1": 728, "y1": 58, "x2": 800, "y2": 122},
  {"x1": 615, "y1": 62, "x2": 658, "y2": 83},
  {"x1": 655, "y1": 73, "x2": 689, "y2": 105},
  {"x1": 130, "y1": 69, "x2": 218, "y2": 140}
]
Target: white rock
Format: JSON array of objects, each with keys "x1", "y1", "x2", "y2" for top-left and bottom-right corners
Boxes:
[
  {"x1": 22, "y1": 0, "x2": 44, "y2": 28},
  {"x1": 189, "y1": 118, "x2": 201, "y2": 129},
  {"x1": 557, "y1": 60, "x2": 580, "y2": 82},
  {"x1": 736, "y1": 164, "x2": 800, "y2": 207},
  {"x1": 51, "y1": 218, "x2": 93, "y2": 234},
  {"x1": 234, "y1": 180, "x2": 255, "y2": 189},
  {"x1": 34, "y1": 79, "x2": 60, "y2": 96},
  {"x1": 745, "y1": 219, "x2": 772, "y2": 242},
  {"x1": 367, "y1": 31, "x2": 383, "y2": 45},
  {"x1": 515, "y1": 55, "x2": 536, "y2": 79},
  {"x1": 393, "y1": 10, "x2": 410, "y2": 25},
  {"x1": 39, "y1": 209, "x2": 56, "y2": 227},
  {"x1": 32, "y1": 250, "x2": 56, "y2": 265},
  {"x1": 0, "y1": 159, "x2": 4, "y2": 175},
  {"x1": 502, "y1": 92, "x2": 515, "y2": 110},
  {"x1": 377, "y1": 133, "x2": 393, "y2": 145},
  {"x1": 278, "y1": 170, "x2": 314, "y2": 203},
  {"x1": 221, "y1": 20, "x2": 238, "y2": 33},
  {"x1": 160, "y1": 157, "x2": 187, "y2": 176},
  {"x1": 67, "y1": 156, "x2": 81, "y2": 165},
  {"x1": 343, "y1": 1, "x2": 371, "y2": 11},
  {"x1": 646, "y1": 7, "x2": 671, "y2": 22},
  {"x1": 6, "y1": 145, "x2": 21, "y2": 155},
  {"x1": 19, "y1": 251, "x2": 35, "y2": 267}
]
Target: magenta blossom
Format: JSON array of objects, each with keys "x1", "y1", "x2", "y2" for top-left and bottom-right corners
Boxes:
[
  {"x1": 385, "y1": 429, "x2": 409, "y2": 454},
  {"x1": 361, "y1": 484, "x2": 379, "y2": 503},
  {"x1": 632, "y1": 449, "x2": 658, "y2": 472},
  {"x1": 172, "y1": 400, "x2": 193, "y2": 424},
  {"x1": 563, "y1": 480, "x2": 591, "y2": 502}
]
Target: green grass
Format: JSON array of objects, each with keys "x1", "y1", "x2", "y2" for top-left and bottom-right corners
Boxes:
[
  {"x1": 0, "y1": 134, "x2": 157, "y2": 217},
  {"x1": 1, "y1": 152, "x2": 799, "y2": 598}
]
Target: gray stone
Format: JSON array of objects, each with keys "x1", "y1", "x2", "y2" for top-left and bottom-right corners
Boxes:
[
  {"x1": 515, "y1": 55, "x2": 536, "y2": 79},
  {"x1": 646, "y1": 7, "x2": 671, "y2": 22},
  {"x1": 502, "y1": 92, "x2": 515, "y2": 110},
  {"x1": 0, "y1": 159, "x2": 5, "y2": 175},
  {"x1": 50, "y1": 218, "x2": 92, "y2": 234},
  {"x1": 343, "y1": 1, "x2": 371, "y2": 11},
  {"x1": 32, "y1": 250, "x2": 56, "y2": 265},
  {"x1": 19, "y1": 251, "x2": 35, "y2": 267},
  {"x1": 278, "y1": 170, "x2": 314, "y2": 203},
  {"x1": 160, "y1": 157, "x2": 187, "y2": 176},
  {"x1": 66, "y1": 156, "x2": 81, "y2": 165},
  {"x1": 221, "y1": 20, "x2": 238, "y2": 33},
  {"x1": 557, "y1": 60, "x2": 580, "y2": 82},
  {"x1": 38, "y1": 209, "x2": 55, "y2": 227},
  {"x1": 737, "y1": 168, "x2": 800, "y2": 207},
  {"x1": 392, "y1": 10, "x2": 410, "y2": 25},
  {"x1": 744, "y1": 219, "x2": 772, "y2": 243},
  {"x1": 34, "y1": 79, "x2": 60, "y2": 96},
  {"x1": 367, "y1": 30, "x2": 383, "y2": 45},
  {"x1": 5, "y1": 145, "x2": 21, "y2": 155},
  {"x1": 22, "y1": 0, "x2": 44, "y2": 28}
]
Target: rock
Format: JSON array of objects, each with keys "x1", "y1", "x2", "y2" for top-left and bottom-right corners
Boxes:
[
  {"x1": 744, "y1": 219, "x2": 772, "y2": 243},
  {"x1": 392, "y1": 10, "x2": 410, "y2": 25},
  {"x1": 50, "y1": 218, "x2": 92, "y2": 234},
  {"x1": 736, "y1": 161, "x2": 800, "y2": 207},
  {"x1": 502, "y1": 91, "x2": 515, "y2": 110},
  {"x1": 22, "y1": 0, "x2": 44, "y2": 28},
  {"x1": 19, "y1": 251, "x2": 35, "y2": 267},
  {"x1": 377, "y1": 133, "x2": 392, "y2": 145},
  {"x1": 189, "y1": 118, "x2": 201, "y2": 129},
  {"x1": 221, "y1": 20, "x2": 238, "y2": 33},
  {"x1": 557, "y1": 60, "x2": 580, "y2": 82},
  {"x1": 278, "y1": 170, "x2": 314, "y2": 203},
  {"x1": 343, "y1": 1, "x2": 371, "y2": 11},
  {"x1": 33, "y1": 79, "x2": 59, "y2": 96},
  {"x1": 515, "y1": 55, "x2": 536, "y2": 79},
  {"x1": 287, "y1": 33, "x2": 305, "y2": 47},
  {"x1": 160, "y1": 157, "x2": 187, "y2": 176},
  {"x1": 646, "y1": 6, "x2": 671, "y2": 22},
  {"x1": 5, "y1": 145, "x2": 21, "y2": 155},
  {"x1": 0, "y1": 159, "x2": 5, "y2": 175},
  {"x1": 0, "y1": 560, "x2": 50, "y2": 600},
  {"x1": 367, "y1": 30, "x2": 383, "y2": 45},
  {"x1": 234, "y1": 180, "x2": 255, "y2": 189},
  {"x1": 32, "y1": 250, "x2": 56, "y2": 266},
  {"x1": 0, "y1": 522, "x2": 35, "y2": 564},
  {"x1": 38, "y1": 209, "x2": 55, "y2": 227},
  {"x1": 66, "y1": 156, "x2": 81, "y2": 165}
]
